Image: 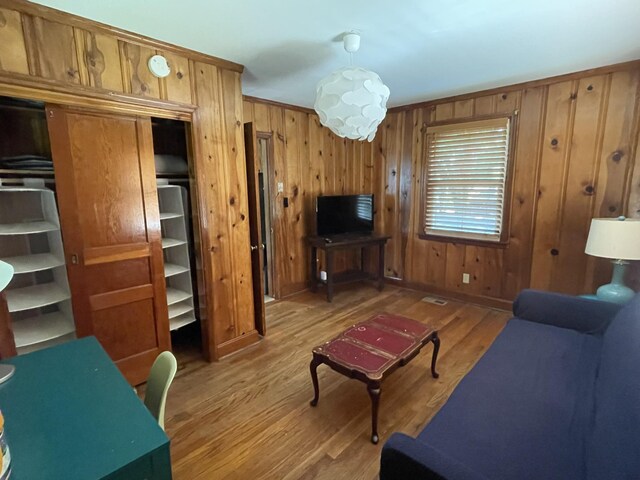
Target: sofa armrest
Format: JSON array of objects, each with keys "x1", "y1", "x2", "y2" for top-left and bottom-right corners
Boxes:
[
  {"x1": 513, "y1": 289, "x2": 622, "y2": 333},
  {"x1": 380, "y1": 433, "x2": 490, "y2": 480}
]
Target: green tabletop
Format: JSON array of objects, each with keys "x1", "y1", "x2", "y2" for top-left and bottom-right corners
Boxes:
[{"x1": 0, "y1": 337, "x2": 171, "y2": 480}]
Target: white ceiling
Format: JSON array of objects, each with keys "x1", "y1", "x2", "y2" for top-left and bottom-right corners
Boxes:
[{"x1": 34, "y1": 0, "x2": 640, "y2": 108}]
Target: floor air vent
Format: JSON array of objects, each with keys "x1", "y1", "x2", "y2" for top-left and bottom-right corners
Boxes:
[{"x1": 421, "y1": 295, "x2": 447, "y2": 306}]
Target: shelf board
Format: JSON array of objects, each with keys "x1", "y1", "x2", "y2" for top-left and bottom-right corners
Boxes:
[
  {"x1": 6, "y1": 283, "x2": 71, "y2": 312},
  {"x1": 159, "y1": 212, "x2": 183, "y2": 220},
  {"x1": 13, "y1": 311, "x2": 76, "y2": 348},
  {"x1": 2, "y1": 253, "x2": 65, "y2": 274},
  {"x1": 170, "y1": 313, "x2": 197, "y2": 331},
  {"x1": 17, "y1": 332, "x2": 75, "y2": 355},
  {"x1": 0, "y1": 220, "x2": 58, "y2": 235},
  {"x1": 0, "y1": 169, "x2": 55, "y2": 177},
  {"x1": 168, "y1": 302, "x2": 193, "y2": 319},
  {"x1": 166, "y1": 287, "x2": 191, "y2": 306},
  {"x1": 164, "y1": 263, "x2": 190, "y2": 277},
  {"x1": 162, "y1": 238, "x2": 187, "y2": 249}
]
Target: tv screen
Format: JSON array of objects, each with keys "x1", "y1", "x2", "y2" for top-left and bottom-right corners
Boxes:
[{"x1": 316, "y1": 194, "x2": 374, "y2": 236}]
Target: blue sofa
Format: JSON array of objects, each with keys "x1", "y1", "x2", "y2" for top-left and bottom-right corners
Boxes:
[{"x1": 380, "y1": 289, "x2": 640, "y2": 480}]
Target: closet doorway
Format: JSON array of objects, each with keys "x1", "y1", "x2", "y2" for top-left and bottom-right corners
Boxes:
[
  {"x1": 151, "y1": 118, "x2": 208, "y2": 360},
  {"x1": 0, "y1": 94, "x2": 211, "y2": 383}
]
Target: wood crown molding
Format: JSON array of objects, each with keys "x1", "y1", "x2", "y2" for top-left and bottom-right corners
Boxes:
[
  {"x1": 388, "y1": 59, "x2": 640, "y2": 112},
  {"x1": 243, "y1": 95, "x2": 316, "y2": 116},
  {"x1": 0, "y1": 0, "x2": 244, "y2": 73}
]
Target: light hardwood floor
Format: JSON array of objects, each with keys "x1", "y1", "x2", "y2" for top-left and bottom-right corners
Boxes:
[{"x1": 165, "y1": 285, "x2": 511, "y2": 479}]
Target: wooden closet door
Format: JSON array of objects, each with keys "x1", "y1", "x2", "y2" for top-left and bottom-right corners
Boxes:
[{"x1": 47, "y1": 106, "x2": 170, "y2": 385}]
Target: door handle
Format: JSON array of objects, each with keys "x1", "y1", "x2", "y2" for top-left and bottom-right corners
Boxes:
[{"x1": 251, "y1": 245, "x2": 258, "y2": 251}]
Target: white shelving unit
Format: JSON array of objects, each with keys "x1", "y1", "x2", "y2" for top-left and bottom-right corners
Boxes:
[
  {"x1": 0, "y1": 187, "x2": 76, "y2": 354},
  {"x1": 157, "y1": 184, "x2": 197, "y2": 331}
]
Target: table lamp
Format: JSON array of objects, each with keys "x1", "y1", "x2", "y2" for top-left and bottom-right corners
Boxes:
[
  {"x1": 585, "y1": 216, "x2": 640, "y2": 304},
  {"x1": 0, "y1": 261, "x2": 16, "y2": 383}
]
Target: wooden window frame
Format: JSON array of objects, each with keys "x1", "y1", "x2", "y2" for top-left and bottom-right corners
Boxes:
[{"x1": 418, "y1": 112, "x2": 518, "y2": 248}]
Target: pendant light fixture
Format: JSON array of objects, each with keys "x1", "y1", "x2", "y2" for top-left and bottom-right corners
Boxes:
[{"x1": 314, "y1": 32, "x2": 390, "y2": 142}]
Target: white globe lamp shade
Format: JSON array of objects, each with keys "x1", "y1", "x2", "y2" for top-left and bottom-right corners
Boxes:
[{"x1": 314, "y1": 66, "x2": 390, "y2": 142}]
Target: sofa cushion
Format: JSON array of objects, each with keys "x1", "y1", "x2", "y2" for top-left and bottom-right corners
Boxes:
[
  {"x1": 587, "y1": 294, "x2": 640, "y2": 480},
  {"x1": 418, "y1": 318, "x2": 601, "y2": 480}
]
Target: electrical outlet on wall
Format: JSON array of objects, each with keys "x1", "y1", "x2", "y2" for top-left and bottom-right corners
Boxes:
[
  {"x1": 462, "y1": 273, "x2": 470, "y2": 284},
  {"x1": 320, "y1": 271, "x2": 327, "y2": 281},
  {"x1": 277, "y1": 182, "x2": 284, "y2": 193}
]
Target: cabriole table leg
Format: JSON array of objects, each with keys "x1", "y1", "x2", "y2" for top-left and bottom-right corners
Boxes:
[
  {"x1": 367, "y1": 382, "x2": 381, "y2": 444},
  {"x1": 430, "y1": 332, "x2": 440, "y2": 379},
  {"x1": 309, "y1": 356, "x2": 321, "y2": 406}
]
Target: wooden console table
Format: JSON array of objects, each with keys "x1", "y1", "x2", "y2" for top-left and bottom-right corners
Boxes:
[{"x1": 308, "y1": 234, "x2": 391, "y2": 302}]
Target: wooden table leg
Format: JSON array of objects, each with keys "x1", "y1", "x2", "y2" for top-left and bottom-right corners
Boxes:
[
  {"x1": 430, "y1": 332, "x2": 440, "y2": 379},
  {"x1": 326, "y1": 250, "x2": 334, "y2": 302},
  {"x1": 310, "y1": 246, "x2": 318, "y2": 292},
  {"x1": 367, "y1": 382, "x2": 381, "y2": 444},
  {"x1": 309, "y1": 355, "x2": 321, "y2": 406},
  {"x1": 377, "y1": 243, "x2": 385, "y2": 291}
]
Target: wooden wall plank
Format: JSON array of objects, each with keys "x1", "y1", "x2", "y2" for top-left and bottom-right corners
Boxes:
[
  {"x1": 435, "y1": 103, "x2": 454, "y2": 121},
  {"x1": 529, "y1": 80, "x2": 576, "y2": 290},
  {"x1": 474, "y1": 95, "x2": 495, "y2": 115},
  {"x1": 586, "y1": 70, "x2": 640, "y2": 289},
  {"x1": 501, "y1": 86, "x2": 546, "y2": 298},
  {"x1": 121, "y1": 42, "x2": 161, "y2": 98},
  {"x1": 283, "y1": 109, "x2": 307, "y2": 290},
  {"x1": 454, "y1": 99, "x2": 474, "y2": 118},
  {"x1": 194, "y1": 63, "x2": 256, "y2": 354},
  {"x1": 242, "y1": 99, "x2": 253, "y2": 123},
  {"x1": 269, "y1": 105, "x2": 289, "y2": 297},
  {"x1": 162, "y1": 51, "x2": 192, "y2": 104},
  {"x1": 23, "y1": 15, "x2": 81, "y2": 84},
  {"x1": 553, "y1": 75, "x2": 606, "y2": 294},
  {"x1": 0, "y1": 7, "x2": 28, "y2": 74},
  {"x1": 253, "y1": 102, "x2": 270, "y2": 132},
  {"x1": 74, "y1": 29, "x2": 123, "y2": 92}
]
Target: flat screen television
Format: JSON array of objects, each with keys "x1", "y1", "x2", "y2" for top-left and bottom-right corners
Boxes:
[{"x1": 316, "y1": 194, "x2": 374, "y2": 236}]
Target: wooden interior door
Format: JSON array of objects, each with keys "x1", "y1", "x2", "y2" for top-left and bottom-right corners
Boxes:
[
  {"x1": 243, "y1": 122, "x2": 266, "y2": 336},
  {"x1": 47, "y1": 105, "x2": 170, "y2": 385}
]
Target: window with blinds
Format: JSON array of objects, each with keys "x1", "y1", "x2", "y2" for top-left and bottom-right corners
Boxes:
[{"x1": 423, "y1": 117, "x2": 511, "y2": 242}]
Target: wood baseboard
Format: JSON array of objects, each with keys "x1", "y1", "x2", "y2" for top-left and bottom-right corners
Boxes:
[
  {"x1": 384, "y1": 278, "x2": 513, "y2": 311},
  {"x1": 215, "y1": 330, "x2": 260, "y2": 359},
  {"x1": 279, "y1": 281, "x2": 309, "y2": 299}
]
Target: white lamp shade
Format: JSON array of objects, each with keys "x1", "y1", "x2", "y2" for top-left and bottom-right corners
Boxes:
[
  {"x1": 585, "y1": 217, "x2": 640, "y2": 260},
  {"x1": 0, "y1": 260, "x2": 14, "y2": 292},
  {"x1": 314, "y1": 66, "x2": 390, "y2": 142}
]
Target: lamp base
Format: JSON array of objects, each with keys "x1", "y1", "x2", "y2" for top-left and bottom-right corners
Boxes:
[{"x1": 595, "y1": 260, "x2": 635, "y2": 304}]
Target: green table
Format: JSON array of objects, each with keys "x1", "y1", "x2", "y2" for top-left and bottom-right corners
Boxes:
[{"x1": 0, "y1": 337, "x2": 171, "y2": 479}]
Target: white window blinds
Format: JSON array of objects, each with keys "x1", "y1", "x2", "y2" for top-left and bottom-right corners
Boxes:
[{"x1": 424, "y1": 117, "x2": 511, "y2": 242}]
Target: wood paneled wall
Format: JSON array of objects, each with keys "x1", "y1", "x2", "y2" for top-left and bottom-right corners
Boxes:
[
  {"x1": 379, "y1": 65, "x2": 640, "y2": 303},
  {"x1": 0, "y1": 0, "x2": 256, "y2": 359},
  {"x1": 243, "y1": 99, "x2": 373, "y2": 297},
  {"x1": 247, "y1": 62, "x2": 640, "y2": 304}
]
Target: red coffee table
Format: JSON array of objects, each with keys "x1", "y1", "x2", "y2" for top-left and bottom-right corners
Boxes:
[{"x1": 309, "y1": 313, "x2": 440, "y2": 444}]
